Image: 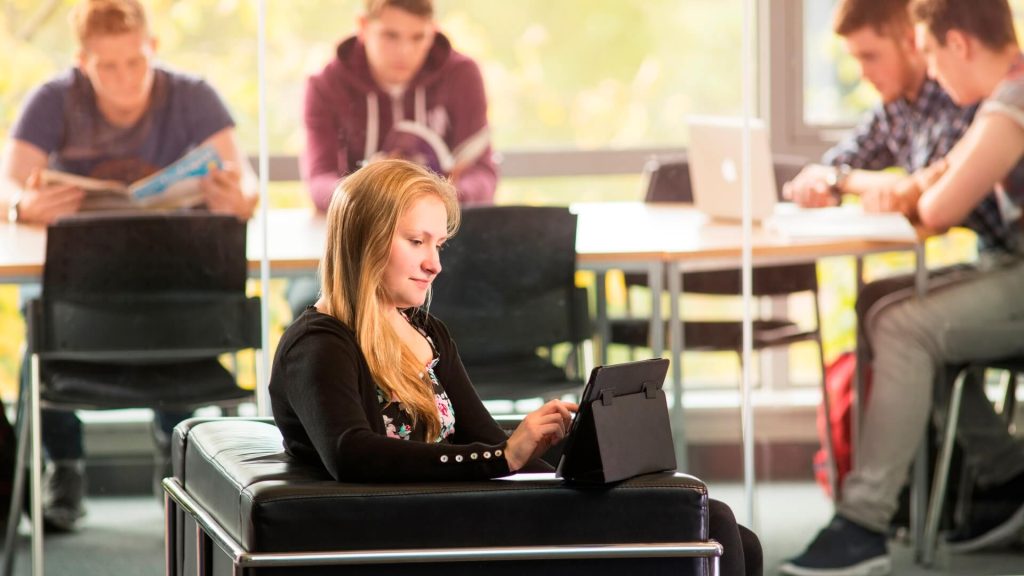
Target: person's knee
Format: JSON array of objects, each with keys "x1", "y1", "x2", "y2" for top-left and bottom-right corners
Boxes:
[{"x1": 869, "y1": 298, "x2": 929, "y2": 348}]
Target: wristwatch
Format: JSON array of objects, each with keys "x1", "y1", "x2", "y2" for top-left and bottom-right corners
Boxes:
[
  {"x1": 6, "y1": 190, "x2": 21, "y2": 224},
  {"x1": 826, "y1": 164, "x2": 852, "y2": 201}
]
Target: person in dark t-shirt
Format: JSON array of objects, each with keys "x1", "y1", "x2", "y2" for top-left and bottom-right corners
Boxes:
[{"x1": 0, "y1": 0, "x2": 258, "y2": 532}]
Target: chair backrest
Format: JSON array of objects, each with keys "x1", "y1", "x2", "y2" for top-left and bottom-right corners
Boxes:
[
  {"x1": 428, "y1": 206, "x2": 583, "y2": 363},
  {"x1": 34, "y1": 212, "x2": 260, "y2": 361},
  {"x1": 643, "y1": 154, "x2": 693, "y2": 203},
  {"x1": 772, "y1": 154, "x2": 809, "y2": 196}
]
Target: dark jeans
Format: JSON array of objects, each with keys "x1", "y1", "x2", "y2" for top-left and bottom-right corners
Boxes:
[{"x1": 41, "y1": 408, "x2": 192, "y2": 461}]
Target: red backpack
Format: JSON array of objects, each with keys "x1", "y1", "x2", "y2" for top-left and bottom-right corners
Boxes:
[{"x1": 814, "y1": 352, "x2": 872, "y2": 500}]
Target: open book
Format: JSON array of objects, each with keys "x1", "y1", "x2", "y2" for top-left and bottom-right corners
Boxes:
[
  {"x1": 763, "y1": 204, "x2": 918, "y2": 242},
  {"x1": 379, "y1": 121, "x2": 489, "y2": 175},
  {"x1": 42, "y1": 146, "x2": 222, "y2": 211}
]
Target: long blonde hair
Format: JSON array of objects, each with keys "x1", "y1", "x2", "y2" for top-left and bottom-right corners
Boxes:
[{"x1": 320, "y1": 159, "x2": 460, "y2": 440}]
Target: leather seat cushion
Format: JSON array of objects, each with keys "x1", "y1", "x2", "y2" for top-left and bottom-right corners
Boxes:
[{"x1": 175, "y1": 419, "x2": 709, "y2": 554}]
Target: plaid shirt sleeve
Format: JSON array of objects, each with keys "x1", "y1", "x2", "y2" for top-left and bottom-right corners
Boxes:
[{"x1": 822, "y1": 107, "x2": 896, "y2": 170}]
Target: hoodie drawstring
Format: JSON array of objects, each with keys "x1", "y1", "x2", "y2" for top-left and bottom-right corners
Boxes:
[
  {"x1": 365, "y1": 86, "x2": 431, "y2": 164},
  {"x1": 415, "y1": 86, "x2": 427, "y2": 126},
  {"x1": 364, "y1": 93, "x2": 380, "y2": 163}
]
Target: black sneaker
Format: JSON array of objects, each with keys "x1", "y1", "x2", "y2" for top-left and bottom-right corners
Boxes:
[
  {"x1": 779, "y1": 516, "x2": 891, "y2": 576},
  {"x1": 42, "y1": 460, "x2": 86, "y2": 533}
]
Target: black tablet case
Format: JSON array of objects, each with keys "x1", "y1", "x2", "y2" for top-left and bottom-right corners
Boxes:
[{"x1": 556, "y1": 359, "x2": 676, "y2": 483}]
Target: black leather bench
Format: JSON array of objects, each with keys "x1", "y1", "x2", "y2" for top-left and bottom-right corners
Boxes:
[{"x1": 165, "y1": 418, "x2": 722, "y2": 575}]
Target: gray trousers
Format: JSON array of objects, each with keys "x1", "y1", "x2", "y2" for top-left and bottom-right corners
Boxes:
[{"x1": 839, "y1": 258, "x2": 1024, "y2": 533}]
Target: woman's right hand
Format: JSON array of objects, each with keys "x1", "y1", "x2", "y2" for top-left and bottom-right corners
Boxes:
[{"x1": 504, "y1": 399, "x2": 578, "y2": 472}]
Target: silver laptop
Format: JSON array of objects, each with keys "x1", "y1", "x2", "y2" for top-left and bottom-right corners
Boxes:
[{"x1": 687, "y1": 116, "x2": 778, "y2": 222}]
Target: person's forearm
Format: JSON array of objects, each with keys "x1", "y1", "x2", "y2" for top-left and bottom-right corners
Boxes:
[{"x1": 838, "y1": 169, "x2": 905, "y2": 197}]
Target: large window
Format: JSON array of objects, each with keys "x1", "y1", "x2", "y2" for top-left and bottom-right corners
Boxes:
[
  {"x1": 0, "y1": 1, "x2": 746, "y2": 152},
  {"x1": 0, "y1": 0, "x2": 749, "y2": 400},
  {"x1": 801, "y1": 0, "x2": 869, "y2": 126},
  {"x1": 790, "y1": 0, "x2": 1024, "y2": 147},
  {"x1": 260, "y1": 0, "x2": 745, "y2": 152}
]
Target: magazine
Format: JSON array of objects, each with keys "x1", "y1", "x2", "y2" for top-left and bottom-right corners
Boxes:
[
  {"x1": 379, "y1": 121, "x2": 490, "y2": 175},
  {"x1": 41, "y1": 146, "x2": 222, "y2": 211}
]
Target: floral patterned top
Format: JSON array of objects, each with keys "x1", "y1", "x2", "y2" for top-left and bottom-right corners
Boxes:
[{"x1": 377, "y1": 316, "x2": 457, "y2": 443}]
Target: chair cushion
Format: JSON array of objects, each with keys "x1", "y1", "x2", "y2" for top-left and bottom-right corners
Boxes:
[
  {"x1": 175, "y1": 419, "x2": 709, "y2": 554},
  {"x1": 41, "y1": 359, "x2": 249, "y2": 409}
]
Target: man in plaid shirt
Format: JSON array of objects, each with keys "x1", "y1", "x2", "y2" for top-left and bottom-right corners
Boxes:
[{"x1": 783, "y1": 0, "x2": 975, "y2": 213}]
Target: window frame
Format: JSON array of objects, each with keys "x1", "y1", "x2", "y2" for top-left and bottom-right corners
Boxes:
[{"x1": 765, "y1": 0, "x2": 852, "y2": 161}]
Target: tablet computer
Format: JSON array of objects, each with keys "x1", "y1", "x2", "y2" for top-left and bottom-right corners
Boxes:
[{"x1": 556, "y1": 358, "x2": 671, "y2": 482}]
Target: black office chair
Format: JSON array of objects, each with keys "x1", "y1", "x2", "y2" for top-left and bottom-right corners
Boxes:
[
  {"x1": 3, "y1": 213, "x2": 262, "y2": 576},
  {"x1": 427, "y1": 206, "x2": 590, "y2": 403},
  {"x1": 613, "y1": 153, "x2": 824, "y2": 381},
  {"x1": 921, "y1": 321, "x2": 1024, "y2": 564}
]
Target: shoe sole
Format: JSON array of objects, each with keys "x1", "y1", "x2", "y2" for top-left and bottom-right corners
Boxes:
[
  {"x1": 946, "y1": 501, "x2": 1024, "y2": 554},
  {"x1": 779, "y1": 556, "x2": 892, "y2": 576}
]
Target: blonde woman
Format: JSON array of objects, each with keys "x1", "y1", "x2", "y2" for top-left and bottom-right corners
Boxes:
[{"x1": 270, "y1": 159, "x2": 573, "y2": 480}]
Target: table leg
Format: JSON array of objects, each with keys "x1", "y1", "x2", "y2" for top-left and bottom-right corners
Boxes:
[
  {"x1": 853, "y1": 256, "x2": 866, "y2": 472},
  {"x1": 595, "y1": 270, "x2": 609, "y2": 366},
  {"x1": 666, "y1": 260, "x2": 687, "y2": 470}
]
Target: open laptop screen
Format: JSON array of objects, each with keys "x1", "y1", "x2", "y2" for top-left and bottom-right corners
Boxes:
[{"x1": 687, "y1": 116, "x2": 778, "y2": 222}]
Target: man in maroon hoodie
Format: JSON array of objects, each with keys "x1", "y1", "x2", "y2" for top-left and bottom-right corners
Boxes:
[{"x1": 303, "y1": 0, "x2": 497, "y2": 209}]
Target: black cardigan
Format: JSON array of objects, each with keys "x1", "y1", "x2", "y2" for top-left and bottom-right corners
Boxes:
[{"x1": 269, "y1": 307, "x2": 512, "y2": 482}]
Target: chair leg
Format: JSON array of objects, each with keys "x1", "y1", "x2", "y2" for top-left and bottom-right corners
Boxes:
[
  {"x1": 255, "y1": 348, "x2": 270, "y2": 418},
  {"x1": 1, "y1": 362, "x2": 31, "y2": 576},
  {"x1": 28, "y1": 355, "x2": 43, "y2": 576},
  {"x1": 921, "y1": 365, "x2": 971, "y2": 566},
  {"x1": 810, "y1": 289, "x2": 839, "y2": 502},
  {"x1": 912, "y1": 439, "x2": 930, "y2": 562},
  {"x1": 814, "y1": 336, "x2": 839, "y2": 503},
  {"x1": 733, "y1": 352, "x2": 756, "y2": 526},
  {"x1": 1001, "y1": 370, "x2": 1018, "y2": 427}
]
